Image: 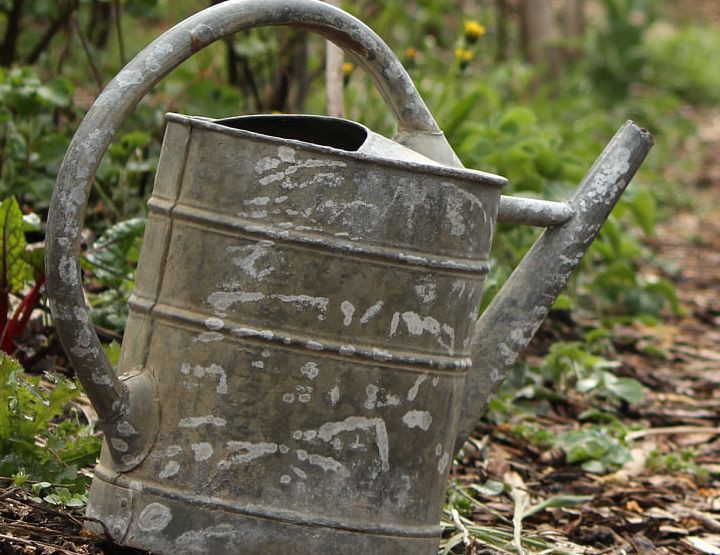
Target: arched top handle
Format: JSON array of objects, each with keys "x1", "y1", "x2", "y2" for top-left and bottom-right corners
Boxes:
[{"x1": 45, "y1": 0, "x2": 460, "y2": 426}]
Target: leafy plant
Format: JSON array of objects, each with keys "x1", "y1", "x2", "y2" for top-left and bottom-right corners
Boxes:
[
  {"x1": 646, "y1": 448, "x2": 709, "y2": 483},
  {"x1": 0, "y1": 354, "x2": 100, "y2": 503},
  {"x1": 0, "y1": 196, "x2": 45, "y2": 354},
  {"x1": 559, "y1": 426, "x2": 631, "y2": 473},
  {"x1": 84, "y1": 216, "x2": 146, "y2": 332}
]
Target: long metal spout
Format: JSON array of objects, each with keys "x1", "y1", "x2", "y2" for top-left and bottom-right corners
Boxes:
[{"x1": 454, "y1": 121, "x2": 654, "y2": 455}]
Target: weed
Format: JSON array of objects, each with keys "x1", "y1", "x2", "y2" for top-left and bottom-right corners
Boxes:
[{"x1": 0, "y1": 354, "x2": 100, "y2": 505}]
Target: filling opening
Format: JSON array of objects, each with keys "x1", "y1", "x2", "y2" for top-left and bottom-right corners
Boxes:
[{"x1": 216, "y1": 115, "x2": 368, "y2": 152}]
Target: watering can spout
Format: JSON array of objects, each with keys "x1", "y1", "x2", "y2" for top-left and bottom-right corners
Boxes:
[{"x1": 454, "y1": 121, "x2": 654, "y2": 455}]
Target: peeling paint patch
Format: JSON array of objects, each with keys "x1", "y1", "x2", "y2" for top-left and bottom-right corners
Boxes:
[
  {"x1": 329, "y1": 385, "x2": 340, "y2": 406},
  {"x1": 194, "y1": 331, "x2": 224, "y2": 343},
  {"x1": 402, "y1": 410, "x2": 433, "y2": 431},
  {"x1": 414, "y1": 281, "x2": 437, "y2": 304},
  {"x1": 296, "y1": 449, "x2": 348, "y2": 476},
  {"x1": 191, "y1": 442, "x2": 214, "y2": 462},
  {"x1": 217, "y1": 441, "x2": 278, "y2": 469},
  {"x1": 300, "y1": 361, "x2": 319, "y2": 380},
  {"x1": 158, "y1": 460, "x2": 180, "y2": 479},
  {"x1": 340, "y1": 301, "x2": 355, "y2": 326},
  {"x1": 180, "y1": 363, "x2": 227, "y2": 394},
  {"x1": 401, "y1": 311, "x2": 456, "y2": 355},
  {"x1": 314, "y1": 416, "x2": 390, "y2": 472},
  {"x1": 228, "y1": 242, "x2": 275, "y2": 280},
  {"x1": 251, "y1": 360, "x2": 264, "y2": 369},
  {"x1": 178, "y1": 415, "x2": 227, "y2": 428},
  {"x1": 359, "y1": 300, "x2": 384, "y2": 324},
  {"x1": 407, "y1": 375, "x2": 428, "y2": 401},
  {"x1": 390, "y1": 312, "x2": 400, "y2": 336},
  {"x1": 110, "y1": 438, "x2": 128, "y2": 452},
  {"x1": 205, "y1": 317, "x2": 224, "y2": 330},
  {"x1": 138, "y1": 503, "x2": 172, "y2": 532}
]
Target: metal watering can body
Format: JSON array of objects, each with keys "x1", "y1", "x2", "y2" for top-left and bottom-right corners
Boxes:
[
  {"x1": 90, "y1": 112, "x2": 502, "y2": 552},
  {"x1": 45, "y1": 1, "x2": 653, "y2": 553}
]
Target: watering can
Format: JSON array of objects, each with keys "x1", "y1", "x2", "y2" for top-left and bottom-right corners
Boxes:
[{"x1": 45, "y1": 1, "x2": 653, "y2": 553}]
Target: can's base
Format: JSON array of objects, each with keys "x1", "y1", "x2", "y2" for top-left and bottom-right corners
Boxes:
[{"x1": 86, "y1": 475, "x2": 441, "y2": 554}]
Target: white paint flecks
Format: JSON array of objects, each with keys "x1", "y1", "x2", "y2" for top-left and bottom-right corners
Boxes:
[
  {"x1": 138, "y1": 503, "x2": 172, "y2": 532},
  {"x1": 445, "y1": 194, "x2": 467, "y2": 237},
  {"x1": 178, "y1": 415, "x2": 227, "y2": 428},
  {"x1": 414, "y1": 281, "x2": 437, "y2": 304},
  {"x1": 255, "y1": 156, "x2": 281, "y2": 174},
  {"x1": 402, "y1": 410, "x2": 433, "y2": 431},
  {"x1": 208, "y1": 290, "x2": 329, "y2": 320},
  {"x1": 280, "y1": 474, "x2": 292, "y2": 485},
  {"x1": 275, "y1": 294, "x2": 329, "y2": 321},
  {"x1": 300, "y1": 361, "x2": 319, "y2": 380},
  {"x1": 401, "y1": 311, "x2": 456, "y2": 355},
  {"x1": 296, "y1": 385, "x2": 312, "y2": 403},
  {"x1": 364, "y1": 384, "x2": 400, "y2": 409},
  {"x1": 407, "y1": 375, "x2": 428, "y2": 401},
  {"x1": 244, "y1": 196, "x2": 270, "y2": 206},
  {"x1": 251, "y1": 361, "x2": 264, "y2": 370},
  {"x1": 315, "y1": 416, "x2": 390, "y2": 472},
  {"x1": 228, "y1": 242, "x2": 275, "y2": 280},
  {"x1": 340, "y1": 301, "x2": 355, "y2": 326},
  {"x1": 180, "y1": 363, "x2": 227, "y2": 395},
  {"x1": 296, "y1": 449, "x2": 348, "y2": 476},
  {"x1": 359, "y1": 300, "x2": 384, "y2": 324},
  {"x1": 110, "y1": 438, "x2": 128, "y2": 453},
  {"x1": 390, "y1": 312, "x2": 400, "y2": 336},
  {"x1": 191, "y1": 442, "x2": 214, "y2": 462},
  {"x1": 329, "y1": 385, "x2": 340, "y2": 406},
  {"x1": 282, "y1": 393, "x2": 295, "y2": 403},
  {"x1": 194, "y1": 332, "x2": 224, "y2": 343},
  {"x1": 437, "y1": 451, "x2": 450, "y2": 475},
  {"x1": 217, "y1": 441, "x2": 278, "y2": 469},
  {"x1": 158, "y1": 460, "x2": 180, "y2": 479},
  {"x1": 292, "y1": 466, "x2": 307, "y2": 479},
  {"x1": 371, "y1": 348, "x2": 392, "y2": 362},
  {"x1": 205, "y1": 317, "x2": 224, "y2": 330},
  {"x1": 364, "y1": 384, "x2": 379, "y2": 410}
]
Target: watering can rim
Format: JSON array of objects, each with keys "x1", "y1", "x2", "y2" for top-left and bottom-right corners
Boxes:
[{"x1": 165, "y1": 112, "x2": 509, "y2": 190}]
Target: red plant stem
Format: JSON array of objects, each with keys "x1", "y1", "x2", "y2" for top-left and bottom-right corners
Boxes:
[{"x1": 1, "y1": 275, "x2": 45, "y2": 354}]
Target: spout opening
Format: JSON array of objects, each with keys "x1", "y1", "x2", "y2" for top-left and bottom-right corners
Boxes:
[{"x1": 216, "y1": 115, "x2": 368, "y2": 152}]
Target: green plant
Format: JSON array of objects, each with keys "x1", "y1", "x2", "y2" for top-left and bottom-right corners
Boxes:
[
  {"x1": 0, "y1": 67, "x2": 75, "y2": 209},
  {"x1": 0, "y1": 196, "x2": 45, "y2": 354},
  {"x1": 540, "y1": 342, "x2": 645, "y2": 406},
  {"x1": 646, "y1": 448, "x2": 709, "y2": 483},
  {"x1": 559, "y1": 426, "x2": 631, "y2": 473},
  {"x1": 0, "y1": 354, "x2": 101, "y2": 504},
  {"x1": 84, "y1": 216, "x2": 146, "y2": 332}
]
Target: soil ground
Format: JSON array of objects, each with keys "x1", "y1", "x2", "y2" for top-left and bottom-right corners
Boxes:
[{"x1": 448, "y1": 109, "x2": 720, "y2": 554}]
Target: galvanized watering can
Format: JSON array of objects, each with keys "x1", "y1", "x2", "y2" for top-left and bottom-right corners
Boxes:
[{"x1": 45, "y1": 1, "x2": 653, "y2": 553}]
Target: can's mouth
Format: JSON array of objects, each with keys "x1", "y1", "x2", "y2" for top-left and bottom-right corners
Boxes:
[{"x1": 215, "y1": 114, "x2": 368, "y2": 152}]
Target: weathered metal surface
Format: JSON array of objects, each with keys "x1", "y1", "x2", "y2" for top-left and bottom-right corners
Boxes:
[
  {"x1": 85, "y1": 114, "x2": 501, "y2": 554},
  {"x1": 497, "y1": 196, "x2": 574, "y2": 227},
  {"x1": 454, "y1": 121, "x2": 654, "y2": 454},
  {"x1": 44, "y1": 1, "x2": 653, "y2": 553}
]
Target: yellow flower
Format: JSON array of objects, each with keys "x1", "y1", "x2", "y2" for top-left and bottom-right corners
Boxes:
[
  {"x1": 464, "y1": 20, "x2": 486, "y2": 43},
  {"x1": 455, "y1": 47, "x2": 474, "y2": 62},
  {"x1": 406, "y1": 47, "x2": 418, "y2": 61},
  {"x1": 342, "y1": 62, "x2": 354, "y2": 77},
  {"x1": 455, "y1": 47, "x2": 474, "y2": 70}
]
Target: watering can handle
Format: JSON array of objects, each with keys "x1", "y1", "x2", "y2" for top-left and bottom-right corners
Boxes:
[{"x1": 46, "y1": 0, "x2": 458, "y2": 429}]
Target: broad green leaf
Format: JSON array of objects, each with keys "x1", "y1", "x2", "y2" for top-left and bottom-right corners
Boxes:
[{"x1": 0, "y1": 197, "x2": 33, "y2": 291}]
